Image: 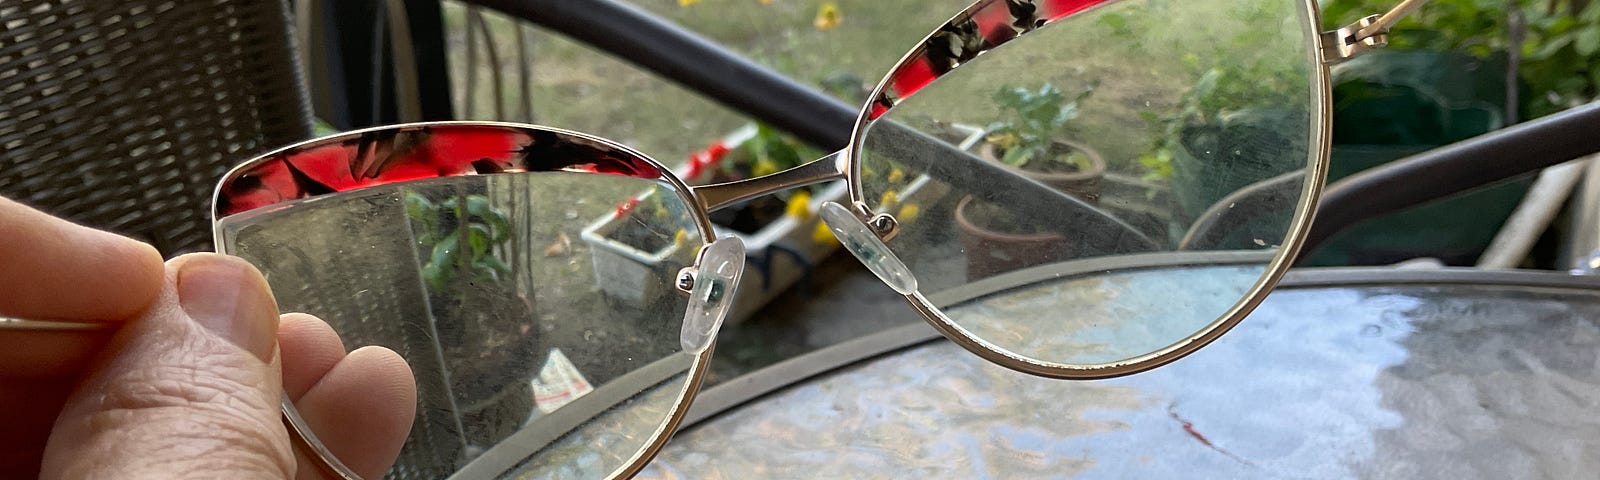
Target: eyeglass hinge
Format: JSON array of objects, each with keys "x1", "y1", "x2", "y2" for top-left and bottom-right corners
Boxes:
[{"x1": 1321, "y1": 15, "x2": 1388, "y2": 66}]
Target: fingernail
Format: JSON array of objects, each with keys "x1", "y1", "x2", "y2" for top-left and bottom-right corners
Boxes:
[{"x1": 176, "y1": 255, "x2": 279, "y2": 362}]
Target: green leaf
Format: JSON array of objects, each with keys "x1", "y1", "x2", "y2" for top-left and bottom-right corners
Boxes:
[
  {"x1": 404, "y1": 193, "x2": 438, "y2": 235},
  {"x1": 430, "y1": 235, "x2": 458, "y2": 276},
  {"x1": 1527, "y1": 34, "x2": 1572, "y2": 60},
  {"x1": 468, "y1": 224, "x2": 491, "y2": 256},
  {"x1": 465, "y1": 195, "x2": 491, "y2": 219},
  {"x1": 1577, "y1": 26, "x2": 1600, "y2": 56},
  {"x1": 469, "y1": 262, "x2": 497, "y2": 284},
  {"x1": 480, "y1": 255, "x2": 512, "y2": 276},
  {"x1": 421, "y1": 262, "x2": 445, "y2": 291},
  {"x1": 1001, "y1": 144, "x2": 1034, "y2": 167},
  {"x1": 404, "y1": 193, "x2": 432, "y2": 219}
]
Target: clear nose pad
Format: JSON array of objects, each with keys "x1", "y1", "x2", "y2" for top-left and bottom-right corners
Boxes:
[
  {"x1": 679, "y1": 235, "x2": 746, "y2": 354},
  {"x1": 819, "y1": 201, "x2": 917, "y2": 295}
]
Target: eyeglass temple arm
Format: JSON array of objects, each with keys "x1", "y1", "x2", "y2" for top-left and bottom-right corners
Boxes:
[
  {"x1": 1360, "y1": 0, "x2": 1429, "y2": 40},
  {"x1": 1324, "y1": 0, "x2": 1430, "y2": 64}
]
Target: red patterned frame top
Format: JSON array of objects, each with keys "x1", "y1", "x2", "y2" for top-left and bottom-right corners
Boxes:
[
  {"x1": 868, "y1": 0, "x2": 1115, "y2": 119},
  {"x1": 213, "y1": 124, "x2": 667, "y2": 218}
]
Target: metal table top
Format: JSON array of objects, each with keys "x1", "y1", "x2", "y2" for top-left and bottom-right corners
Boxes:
[{"x1": 640, "y1": 268, "x2": 1600, "y2": 479}]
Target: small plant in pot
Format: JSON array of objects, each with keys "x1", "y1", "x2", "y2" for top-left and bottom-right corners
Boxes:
[
  {"x1": 978, "y1": 81, "x2": 1108, "y2": 201},
  {"x1": 955, "y1": 82, "x2": 1102, "y2": 279},
  {"x1": 405, "y1": 190, "x2": 540, "y2": 449}
]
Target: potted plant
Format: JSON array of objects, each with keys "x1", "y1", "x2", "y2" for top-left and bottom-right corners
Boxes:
[
  {"x1": 953, "y1": 82, "x2": 1102, "y2": 279},
  {"x1": 976, "y1": 82, "x2": 1107, "y2": 201},
  {"x1": 405, "y1": 189, "x2": 540, "y2": 450},
  {"x1": 703, "y1": 123, "x2": 826, "y2": 234},
  {"x1": 697, "y1": 124, "x2": 853, "y2": 322}
]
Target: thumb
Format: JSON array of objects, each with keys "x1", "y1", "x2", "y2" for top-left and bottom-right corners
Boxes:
[{"x1": 41, "y1": 254, "x2": 294, "y2": 479}]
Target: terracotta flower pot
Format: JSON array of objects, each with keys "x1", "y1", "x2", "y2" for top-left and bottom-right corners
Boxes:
[
  {"x1": 977, "y1": 139, "x2": 1107, "y2": 203},
  {"x1": 953, "y1": 195, "x2": 1072, "y2": 280}
]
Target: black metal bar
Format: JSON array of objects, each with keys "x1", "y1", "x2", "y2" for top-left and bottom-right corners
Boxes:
[
  {"x1": 309, "y1": 2, "x2": 353, "y2": 129},
  {"x1": 404, "y1": 0, "x2": 457, "y2": 121},
  {"x1": 322, "y1": 0, "x2": 400, "y2": 128},
  {"x1": 463, "y1": 0, "x2": 858, "y2": 149},
  {"x1": 1303, "y1": 100, "x2": 1600, "y2": 257}
]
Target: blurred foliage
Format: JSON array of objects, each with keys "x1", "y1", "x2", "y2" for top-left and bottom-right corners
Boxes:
[
  {"x1": 738, "y1": 123, "x2": 822, "y2": 177},
  {"x1": 984, "y1": 82, "x2": 1097, "y2": 171},
  {"x1": 1324, "y1": 0, "x2": 1600, "y2": 117},
  {"x1": 406, "y1": 192, "x2": 514, "y2": 291},
  {"x1": 1110, "y1": 0, "x2": 1308, "y2": 181}
]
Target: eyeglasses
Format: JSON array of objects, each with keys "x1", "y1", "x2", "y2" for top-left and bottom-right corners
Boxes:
[{"x1": 207, "y1": 0, "x2": 1425, "y2": 478}]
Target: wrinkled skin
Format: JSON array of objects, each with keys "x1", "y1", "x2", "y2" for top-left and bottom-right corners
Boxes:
[{"x1": 0, "y1": 196, "x2": 416, "y2": 479}]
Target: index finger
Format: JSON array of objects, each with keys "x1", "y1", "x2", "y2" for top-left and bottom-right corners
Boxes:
[{"x1": 0, "y1": 196, "x2": 165, "y2": 322}]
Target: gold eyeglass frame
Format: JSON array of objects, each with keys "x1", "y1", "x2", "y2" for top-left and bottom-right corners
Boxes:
[{"x1": 2, "y1": 0, "x2": 1428, "y2": 478}]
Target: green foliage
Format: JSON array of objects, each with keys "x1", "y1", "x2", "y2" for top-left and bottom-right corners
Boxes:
[
  {"x1": 984, "y1": 82, "x2": 1096, "y2": 170},
  {"x1": 1325, "y1": 0, "x2": 1600, "y2": 117},
  {"x1": 738, "y1": 123, "x2": 819, "y2": 178},
  {"x1": 1108, "y1": 0, "x2": 1308, "y2": 182},
  {"x1": 1138, "y1": 56, "x2": 1306, "y2": 182},
  {"x1": 405, "y1": 192, "x2": 514, "y2": 291}
]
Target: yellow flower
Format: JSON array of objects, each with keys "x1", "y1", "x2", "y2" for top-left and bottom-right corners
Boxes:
[
  {"x1": 760, "y1": 0, "x2": 772, "y2": 3},
  {"x1": 752, "y1": 159, "x2": 780, "y2": 177},
  {"x1": 897, "y1": 203, "x2": 921, "y2": 224},
  {"x1": 814, "y1": 2, "x2": 841, "y2": 30},
  {"x1": 673, "y1": 228, "x2": 690, "y2": 246},
  {"x1": 887, "y1": 167, "x2": 905, "y2": 184},
  {"x1": 879, "y1": 189, "x2": 899, "y2": 210},
  {"x1": 813, "y1": 222, "x2": 839, "y2": 245},
  {"x1": 679, "y1": 0, "x2": 700, "y2": 6},
  {"x1": 785, "y1": 191, "x2": 813, "y2": 218}
]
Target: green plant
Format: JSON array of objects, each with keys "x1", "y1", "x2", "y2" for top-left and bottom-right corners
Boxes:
[
  {"x1": 984, "y1": 82, "x2": 1096, "y2": 171},
  {"x1": 1324, "y1": 0, "x2": 1600, "y2": 118},
  {"x1": 1138, "y1": 50, "x2": 1307, "y2": 182},
  {"x1": 405, "y1": 191, "x2": 513, "y2": 291},
  {"x1": 1106, "y1": 0, "x2": 1310, "y2": 182},
  {"x1": 737, "y1": 123, "x2": 822, "y2": 178}
]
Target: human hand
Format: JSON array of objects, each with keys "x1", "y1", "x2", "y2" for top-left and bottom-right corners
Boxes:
[{"x1": 0, "y1": 196, "x2": 416, "y2": 479}]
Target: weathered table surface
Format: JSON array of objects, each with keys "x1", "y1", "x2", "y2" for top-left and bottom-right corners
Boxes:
[{"x1": 643, "y1": 268, "x2": 1600, "y2": 479}]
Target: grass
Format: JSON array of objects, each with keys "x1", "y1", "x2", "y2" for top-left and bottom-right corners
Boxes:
[{"x1": 442, "y1": 0, "x2": 973, "y2": 164}]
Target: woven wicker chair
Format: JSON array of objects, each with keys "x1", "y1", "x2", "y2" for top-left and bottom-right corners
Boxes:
[
  {"x1": 0, "y1": 0, "x2": 313, "y2": 255},
  {"x1": 1, "y1": 3, "x2": 537, "y2": 477}
]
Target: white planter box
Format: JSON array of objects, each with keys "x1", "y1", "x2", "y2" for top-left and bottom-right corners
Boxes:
[{"x1": 579, "y1": 189, "x2": 684, "y2": 308}]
